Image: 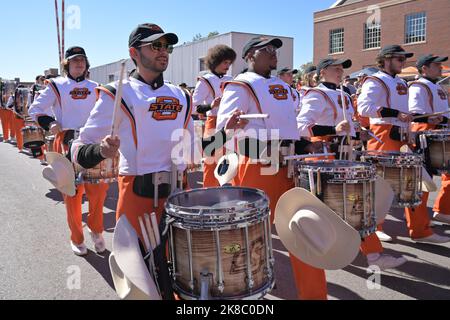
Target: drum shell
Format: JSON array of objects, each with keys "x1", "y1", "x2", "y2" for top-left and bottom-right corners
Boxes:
[
  {"x1": 22, "y1": 126, "x2": 45, "y2": 148},
  {"x1": 73, "y1": 155, "x2": 119, "y2": 184},
  {"x1": 166, "y1": 187, "x2": 274, "y2": 300},
  {"x1": 422, "y1": 131, "x2": 450, "y2": 173}
]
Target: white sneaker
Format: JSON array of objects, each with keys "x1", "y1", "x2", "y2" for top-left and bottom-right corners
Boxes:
[
  {"x1": 70, "y1": 241, "x2": 88, "y2": 256},
  {"x1": 90, "y1": 231, "x2": 106, "y2": 253},
  {"x1": 376, "y1": 230, "x2": 393, "y2": 242},
  {"x1": 367, "y1": 254, "x2": 407, "y2": 271},
  {"x1": 413, "y1": 233, "x2": 450, "y2": 245},
  {"x1": 433, "y1": 212, "x2": 450, "y2": 225}
]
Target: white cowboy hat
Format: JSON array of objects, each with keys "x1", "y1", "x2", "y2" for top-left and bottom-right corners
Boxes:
[
  {"x1": 214, "y1": 152, "x2": 239, "y2": 186},
  {"x1": 42, "y1": 152, "x2": 76, "y2": 197},
  {"x1": 374, "y1": 176, "x2": 395, "y2": 224},
  {"x1": 109, "y1": 215, "x2": 161, "y2": 300},
  {"x1": 274, "y1": 188, "x2": 361, "y2": 270},
  {"x1": 400, "y1": 145, "x2": 437, "y2": 192}
]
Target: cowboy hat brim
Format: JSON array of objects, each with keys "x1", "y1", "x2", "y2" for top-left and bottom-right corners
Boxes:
[
  {"x1": 42, "y1": 152, "x2": 76, "y2": 197},
  {"x1": 214, "y1": 153, "x2": 239, "y2": 186},
  {"x1": 275, "y1": 188, "x2": 361, "y2": 270},
  {"x1": 111, "y1": 215, "x2": 161, "y2": 300},
  {"x1": 421, "y1": 167, "x2": 437, "y2": 192}
]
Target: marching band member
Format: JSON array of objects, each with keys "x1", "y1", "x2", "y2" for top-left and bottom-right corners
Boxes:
[
  {"x1": 298, "y1": 65, "x2": 317, "y2": 108},
  {"x1": 11, "y1": 85, "x2": 29, "y2": 153},
  {"x1": 29, "y1": 46, "x2": 109, "y2": 256},
  {"x1": 216, "y1": 36, "x2": 327, "y2": 300},
  {"x1": 409, "y1": 54, "x2": 450, "y2": 226},
  {"x1": 192, "y1": 44, "x2": 236, "y2": 187},
  {"x1": 358, "y1": 45, "x2": 449, "y2": 245},
  {"x1": 298, "y1": 57, "x2": 407, "y2": 270}
]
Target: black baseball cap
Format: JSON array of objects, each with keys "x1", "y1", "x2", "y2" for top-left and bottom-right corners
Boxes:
[
  {"x1": 304, "y1": 65, "x2": 317, "y2": 74},
  {"x1": 316, "y1": 58, "x2": 352, "y2": 75},
  {"x1": 65, "y1": 46, "x2": 87, "y2": 60},
  {"x1": 278, "y1": 67, "x2": 298, "y2": 75},
  {"x1": 242, "y1": 36, "x2": 283, "y2": 59},
  {"x1": 378, "y1": 45, "x2": 413, "y2": 58},
  {"x1": 416, "y1": 54, "x2": 448, "y2": 69},
  {"x1": 129, "y1": 23, "x2": 178, "y2": 48}
]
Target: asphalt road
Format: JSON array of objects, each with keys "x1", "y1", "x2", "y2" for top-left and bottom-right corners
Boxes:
[{"x1": 0, "y1": 131, "x2": 449, "y2": 300}]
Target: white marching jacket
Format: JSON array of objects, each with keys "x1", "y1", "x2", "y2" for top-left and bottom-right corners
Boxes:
[
  {"x1": 192, "y1": 72, "x2": 232, "y2": 117},
  {"x1": 297, "y1": 83, "x2": 356, "y2": 138},
  {"x1": 216, "y1": 71, "x2": 299, "y2": 141},
  {"x1": 409, "y1": 77, "x2": 449, "y2": 115},
  {"x1": 71, "y1": 77, "x2": 196, "y2": 176},
  {"x1": 28, "y1": 76, "x2": 98, "y2": 130},
  {"x1": 357, "y1": 71, "x2": 409, "y2": 127}
]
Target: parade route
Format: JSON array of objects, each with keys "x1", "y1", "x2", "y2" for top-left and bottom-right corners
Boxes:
[{"x1": 1, "y1": 132, "x2": 449, "y2": 300}]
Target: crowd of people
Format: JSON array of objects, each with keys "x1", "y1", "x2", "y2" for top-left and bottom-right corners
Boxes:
[{"x1": 0, "y1": 22, "x2": 449, "y2": 300}]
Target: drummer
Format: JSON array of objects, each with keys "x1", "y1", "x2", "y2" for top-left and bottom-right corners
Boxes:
[
  {"x1": 192, "y1": 44, "x2": 236, "y2": 187},
  {"x1": 11, "y1": 85, "x2": 29, "y2": 153},
  {"x1": 28, "y1": 75, "x2": 47, "y2": 162},
  {"x1": 298, "y1": 57, "x2": 407, "y2": 270},
  {"x1": 29, "y1": 46, "x2": 109, "y2": 256},
  {"x1": 216, "y1": 36, "x2": 330, "y2": 300},
  {"x1": 409, "y1": 54, "x2": 450, "y2": 226},
  {"x1": 358, "y1": 45, "x2": 449, "y2": 245}
]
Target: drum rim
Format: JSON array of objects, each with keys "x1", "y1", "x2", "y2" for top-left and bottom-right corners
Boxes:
[
  {"x1": 359, "y1": 150, "x2": 423, "y2": 165},
  {"x1": 165, "y1": 187, "x2": 270, "y2": 224}
]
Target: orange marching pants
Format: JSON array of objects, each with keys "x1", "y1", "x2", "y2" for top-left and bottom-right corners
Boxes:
[
  {"x1": 233, "y1": 155, "x2": 328, "y2": 300},
  {"x1": 12, "y1": 116, "x2": 25, "y2": 151},
  {"x1": 433, "y1": 173, "x2": 450, "y2": 215},
  {"x1": 54, "y1": 131, "x2": 108, "y2": 245},
  {"x1": 0, "y1": 108, "x2": 11, "y2": 140},
  {"x1": 368, "y1": 124, "x2": 433, "y2": 239}
]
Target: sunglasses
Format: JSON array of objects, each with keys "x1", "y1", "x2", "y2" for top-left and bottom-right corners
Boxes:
[
  {"x1": 255, "y1": 45, "x2": 278, "y2": 55},
  {"x1": 392, "y1": 56, "x2": 406, "y2": 62},
  {"x1": 139, "y1": 41, "x2": 174, "y2": 54}
]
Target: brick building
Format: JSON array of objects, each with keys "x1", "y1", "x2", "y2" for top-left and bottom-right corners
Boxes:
[{"x1": 314, "y1": 0, "x2": 450, "y2": 75}]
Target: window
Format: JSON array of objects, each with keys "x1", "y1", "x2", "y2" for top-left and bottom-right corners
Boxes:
[
  {"x1": 199, "y1": 58, "x2": 206, "y2": 72},
  {"x1": 364, "y1": 22, "x2": 381, "y2": 49},
  {"x1": 405, "y1": 12, "x2": 426, "y2": 44},
  {"x1": 108, "y1": 74, "x2": 115, "y2": 82},
  {"x1": 329, "y1": 28, "x2": 344, "y2": 54}
]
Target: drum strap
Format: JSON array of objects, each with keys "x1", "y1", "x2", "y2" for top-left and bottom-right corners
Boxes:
[
  {"x1": 198, "y1": 76, "x2": 216, "y2": 99},
  {"x1": 408, "y1": 81, "x2": 434, "y2": 113},
  {"x1": 362, "y1": 76, "x2": 391, "y2": 108}
]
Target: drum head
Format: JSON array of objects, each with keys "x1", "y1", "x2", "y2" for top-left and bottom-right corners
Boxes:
[{"x1": 166, "y1": 187, "x2": 269, "y2": 228}]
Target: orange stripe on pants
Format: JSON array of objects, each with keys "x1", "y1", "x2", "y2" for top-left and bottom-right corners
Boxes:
[
  {"x1": 433, "y1": 173, "x2": 450, "y2": 215},
  {"x1": 64, "y1": 183, "x2": 109, "y2": 245},
  {"x1": 203, "y1": 116, "x2": 221, "y2": 188},
  {"x1": 13, "y1": 116, "x2": 25, "y2": 151},
  {"x1": 6, "y1": 110, "x2": 15, "y2": 139},
  {"x1": 116, "y1": 176, "x2": 167, "y2": 242},
  {"x1": 368, "y1": 124, "x2": 433, "y2": 239},
  {"x1": 234, "y1": 156, "x2": 328, "y2": 300}
]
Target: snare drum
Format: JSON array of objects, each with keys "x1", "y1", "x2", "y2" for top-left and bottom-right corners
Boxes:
[
  {"x1": 73, "y1": 155, "x2": 119, "y2": 184},
  {"x1": 421, "y1": 130, "x2": 450, "y2": 173},
  {"x1": 295, "y1": 160, "x2": 377, "y2": 237},
  {"x1": 21, "y1": 126, "x2": 45, "y2": 148},
  {"x1": 359, "y1": 151, "x2": 423, "y2": 207},
  {"x1": 165, "y1": 187, "x2": 275, "y2": 300}
]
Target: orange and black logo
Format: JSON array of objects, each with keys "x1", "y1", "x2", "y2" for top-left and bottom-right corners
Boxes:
[
  {"x1": 269, "y1": 85, "x2": 288, "y2": 100},
  {"x1": 437, "y1": 89, "x2": 447, "y2": 100},
  {"x1": 70, "y1": 88, "x2": 91, "y2": 100},
  {"x1": 149, "y1": 96, "x2": 183, "y2": 121},
  {"x1": 396, "y1": 83, "x2": 408, "y2": 95},
  {"x1": 337, "y1": 95, "x2": 351, "y2": 109}
]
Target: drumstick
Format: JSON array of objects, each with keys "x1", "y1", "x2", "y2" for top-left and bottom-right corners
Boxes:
[
  {"x1": 360, "y1": 127, "x2": 384, "y2": 145},
  {"x1": 110, "y1": 60, "x2": 127, "y2": 137},
  {"x1": 413, "y1": 110, "x2": 449, "y2": 120},
  {"x1": 238, "y1": 114, "x2": 269, "y2": 119},
  {"x1": 340, "y1": 85, "x2": 352, "y2": 156},
  {"x1": 138, "y1": 216, "x2": 151, "y2": 253},
  {"x1": 144, "y1": 213, "x2": 157, "y2": 250},
  {"x1": 283, "y1": 153, "x2": 335, "y2": 161},
  {"x1": 150, "y1": 212, "x2": 161, "y2": 246}
]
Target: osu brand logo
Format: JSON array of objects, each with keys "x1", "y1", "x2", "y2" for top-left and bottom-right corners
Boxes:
[
  {"x1": 337, "y1": 95, "x2": 351, "y2": 109},
  {"x1": 149, "y1": 96, "x2": 183, "y2": 120},
  {"x1": 437, "y1": 89, "x2": 447, "y2": 100},
  {"x1": 269, "y1": 85, "x2": 288, "y2": 100},
  {"x1": 70, "y1": 88, "x2": 91, "y2": 100},
  {"x1": 396, "y1": 83, "x2": 408, "y2": 95}
]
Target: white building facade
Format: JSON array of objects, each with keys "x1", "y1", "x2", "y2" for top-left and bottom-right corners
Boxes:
[{"x1": 90, "y1": 31, "x2": 294, "y2": 87}]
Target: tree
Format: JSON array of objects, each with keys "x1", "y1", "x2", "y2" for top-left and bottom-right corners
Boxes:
[
  {"x1": 192, "y1": 33, "x2": 203, "y2": 42},
  {"x1": 192, "y1": 31, "x2": 219, "y2": 42},
  {"x1": 298, "y1": 61, "x2": 314, "y2": 76},
  {"x1": 207, "y1": 31, "x2": 219, "y2": 38}
]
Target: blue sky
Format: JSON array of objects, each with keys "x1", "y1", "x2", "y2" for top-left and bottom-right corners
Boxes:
[{"x1": 0, "y1": 0, "x2": 335, "y2": 82}]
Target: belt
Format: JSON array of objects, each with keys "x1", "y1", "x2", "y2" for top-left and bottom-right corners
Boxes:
[{"x1": 133, "y1": 170, "x2": 184, "y2": 205}]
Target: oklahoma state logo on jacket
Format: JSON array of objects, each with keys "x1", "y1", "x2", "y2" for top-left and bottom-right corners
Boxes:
[
  {"x1": 337, "y1": 95, "x2": 351, "y2": 109},
  {"x1": 70, "y1": 88, "x2": 91, "y2": 100},
  {"x1": 396, "y1": 83, "x2": 408, "y2": 95},
  {"x1": 149, "y1": 96, "x2": 183, "y2": 120},
  {"x1": 268, "y1": 85, "x2": 288, "y2": 100}
]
